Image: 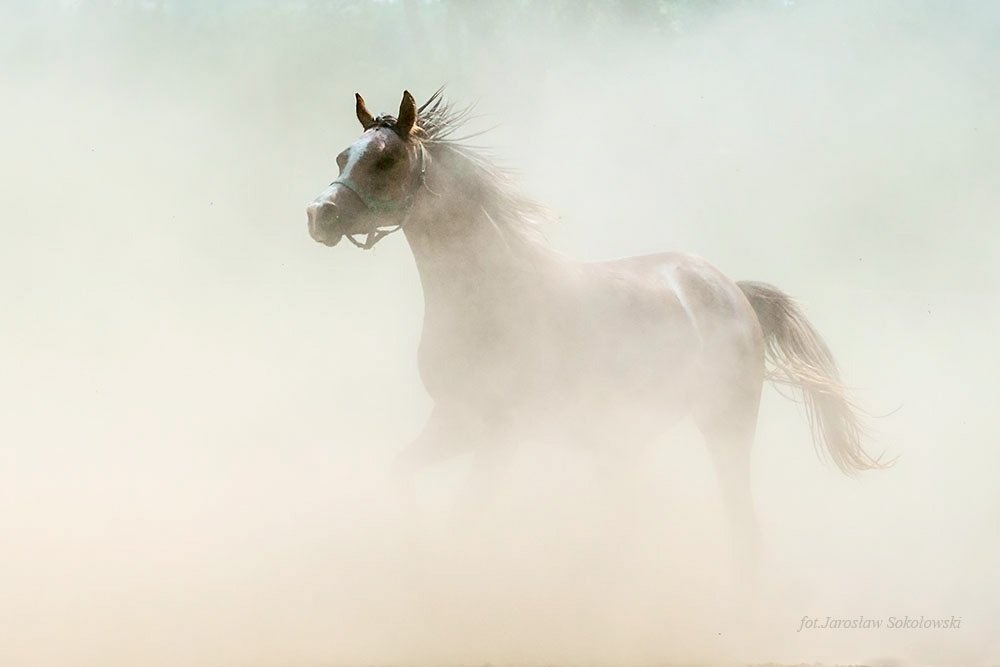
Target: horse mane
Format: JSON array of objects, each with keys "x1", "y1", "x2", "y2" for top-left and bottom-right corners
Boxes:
[{"x1": 405, "y1": 89, "x2": 556, "y2": 253}]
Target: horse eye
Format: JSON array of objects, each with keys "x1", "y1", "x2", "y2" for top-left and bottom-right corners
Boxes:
[
  {"x1": 374, "y1": 156, "x2": 397, "y2": 171},
  {"x1": 336, "y1": 151, "x2": 349, "y2": 170}
]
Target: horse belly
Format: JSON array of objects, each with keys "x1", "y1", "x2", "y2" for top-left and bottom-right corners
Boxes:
[{"x1": 549, "y1": 292, "x2": 701, "y2": 437}]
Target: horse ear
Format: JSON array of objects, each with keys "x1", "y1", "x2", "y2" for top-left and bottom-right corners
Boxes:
[
  {"x1": 355, "y1": 93, "x2": 375, "y2": 129},
  {"x1": 397, "y1": 90, "x2": 417, "y2": 136}
]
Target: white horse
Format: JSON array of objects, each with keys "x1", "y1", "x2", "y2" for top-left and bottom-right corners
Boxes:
[{"x1": 307, "y1": 90, "x2": 888, "y2": 566}]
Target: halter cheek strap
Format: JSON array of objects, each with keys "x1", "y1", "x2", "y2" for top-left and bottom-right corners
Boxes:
[{"x1": 330, "y1": 144, "x2": 430, "y2": 250}]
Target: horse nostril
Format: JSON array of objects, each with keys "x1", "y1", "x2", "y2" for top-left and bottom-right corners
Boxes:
[
  {"x1": 306, "y1": 203, "x2": 320, "y2": 226},
  {"x1": 307, "y1": 201, "x2": 338, "y2": 227}
]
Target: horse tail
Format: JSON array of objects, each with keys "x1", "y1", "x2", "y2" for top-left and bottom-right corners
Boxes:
[{"x1": 737, "y1": 280, "x2": 890, "y2": 475}]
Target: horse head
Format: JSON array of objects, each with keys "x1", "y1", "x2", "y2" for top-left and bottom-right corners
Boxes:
[{"x1": 306, "y1": 91, "x2": 427, "y2": 249}]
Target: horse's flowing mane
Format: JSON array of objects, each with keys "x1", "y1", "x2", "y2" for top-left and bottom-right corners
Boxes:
[{"x1": 414, "y1": 89, "x2": 555, "y2": 253}]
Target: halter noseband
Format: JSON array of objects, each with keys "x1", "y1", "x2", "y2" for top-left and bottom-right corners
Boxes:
[{"x1": 330, "y1": 143, "x2": 430, "y2": 250}]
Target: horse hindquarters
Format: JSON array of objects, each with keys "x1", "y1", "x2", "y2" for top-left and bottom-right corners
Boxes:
[{"x1": 663, "y1": 258, "x2": 768, "y2": 574}]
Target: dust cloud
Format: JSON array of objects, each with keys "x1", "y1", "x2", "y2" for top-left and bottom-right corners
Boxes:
[{"x1": 1, "y1": 2, "x2": 998, "y2": 666}]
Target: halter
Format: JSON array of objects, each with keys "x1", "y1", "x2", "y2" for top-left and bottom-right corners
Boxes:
[{"x1": 330, "y1": 143, "x2": 430, "y2": 250}]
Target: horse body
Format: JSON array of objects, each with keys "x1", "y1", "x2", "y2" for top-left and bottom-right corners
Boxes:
[
  {"x1": 306, "y1": 90, "x2": 886, "y2": 567},
  {"x1": 413, "y1": 241, "x2": 759, "y2": 436}
]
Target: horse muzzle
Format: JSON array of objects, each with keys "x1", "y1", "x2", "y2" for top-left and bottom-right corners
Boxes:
[
  {"x1": 307, "y1": 183, "x2": 370, "y2": 247},
  {"x1": 306, "y1": 201, "x2": 344, "y2": 246}
]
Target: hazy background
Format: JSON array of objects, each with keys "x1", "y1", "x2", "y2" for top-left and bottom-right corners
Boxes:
[{"x1": 2, "y1": 1, "x2": 999, "y2": 666}]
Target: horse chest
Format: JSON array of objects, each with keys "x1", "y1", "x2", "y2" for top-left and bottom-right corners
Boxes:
[
  {"x1": 416, "y1": 311, "x2": 543, "y2": 401},
  {"x1": 414, "y1": 289, "x2": 553, "y2": 398}
]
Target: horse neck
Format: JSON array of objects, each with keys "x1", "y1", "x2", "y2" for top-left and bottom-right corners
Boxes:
[{"x1": 402, "y1": 161, "x2": 553, "y2": 306}]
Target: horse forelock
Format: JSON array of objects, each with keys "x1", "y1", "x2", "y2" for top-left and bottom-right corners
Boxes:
[{"x1": 369, "y1": 114, "x2": 418, "y2": 138}]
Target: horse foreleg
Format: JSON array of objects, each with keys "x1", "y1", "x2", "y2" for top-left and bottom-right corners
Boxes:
[
  {"x1": 452, "y1": 433, "x2": 517, "y2": 520},
  {"x1": 393, "y1": 405, "x2": 516, "y2": 526},
  {"x1": 391, "y1": 403, "x2": 478, "y2": 490}
]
